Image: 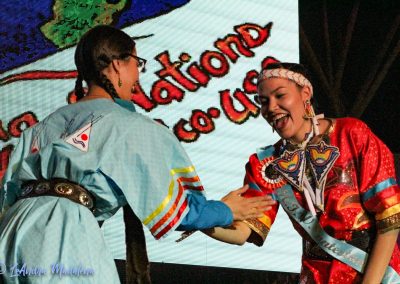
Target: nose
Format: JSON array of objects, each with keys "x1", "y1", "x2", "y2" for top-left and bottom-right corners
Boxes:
[{"x1": 267, "y1": 97, "x2": 277, "y2": 114}]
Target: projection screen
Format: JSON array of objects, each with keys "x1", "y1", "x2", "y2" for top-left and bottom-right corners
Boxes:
[{"x1": 0, "y1": 0, "x2": 301, "y2": 273}]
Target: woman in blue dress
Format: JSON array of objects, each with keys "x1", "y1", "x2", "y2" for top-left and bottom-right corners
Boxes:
[{"x1": 0, "y1": 25, "x2": 274, "y2": 283}]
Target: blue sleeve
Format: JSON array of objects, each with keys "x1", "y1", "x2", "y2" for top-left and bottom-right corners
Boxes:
[{"x1": 176, "y1": 193, "x2": 233, "y2": 231}]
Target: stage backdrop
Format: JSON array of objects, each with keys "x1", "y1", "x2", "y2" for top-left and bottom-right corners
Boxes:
[{"x1": 0, "y1": 0, "x2": 301, "y2": 273}]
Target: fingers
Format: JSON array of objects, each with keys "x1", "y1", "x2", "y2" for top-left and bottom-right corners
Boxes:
[
  {"x1": 244, "y1": 196, "x2": 276, "y2": 208},
  {"x1": 246, "y1": 205, "x2": 274, "y2": 219},
  {"x1": 247, "y1": 195, "x2": 274, "y2": 203},
  {"x1": 223, "y1": 185, "x2": 276, "y2": 220},
  {"x1": 231, "y1": 184, "x2": 249, "y2": 195},
  {"x1": 255, "y1": 205, "x2": 273, "y2": 216},
  {"x1": 221, "y1": 185, "x2": 249, "y2": 202},
  {"x1": 238, "y1": 196, "x2": 275, "y2": 209},
  {"x1": 239, "y1": 197, "x2": 276, "y2": 219}
]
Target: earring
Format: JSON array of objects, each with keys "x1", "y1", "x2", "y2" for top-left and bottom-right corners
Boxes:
[
  {"x1": 303, "y1": 100, "x2": 315, "y2": 119},
  {"x1": 118, "y1": 76, "x2": 122, "y2": 87}
]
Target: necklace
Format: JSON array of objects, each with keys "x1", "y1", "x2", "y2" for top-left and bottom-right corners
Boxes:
[
  {"x1": 273, "y1": 115, "x2": 339, "y2": 215},
  {"x1": 284, "y1": 123, "x2": 315, "y2": 150}
]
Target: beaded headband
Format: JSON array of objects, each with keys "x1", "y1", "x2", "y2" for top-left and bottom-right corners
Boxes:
[{"x1": 258, "y1": 68, "x2": 313, "y2": 96}]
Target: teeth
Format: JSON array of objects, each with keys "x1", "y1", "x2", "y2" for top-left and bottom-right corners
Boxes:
[
  {"x1": 269, "y1": 114, "x2": 288, "y2": 127},
  {"x1": 273, "y1": 114, "x2": 287, "y2": 123}
]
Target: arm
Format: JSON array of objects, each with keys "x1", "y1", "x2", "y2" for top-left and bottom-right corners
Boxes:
[
  {"x1": 177, "y1": 185, "x2": 276, "y2": 231},
  {"x1": 202, "y1": 221, "x2": 252, "y2": 245},
  {"x1": 221, "y1": 185, "x2": 276, "y2": 220},
  {"x1": 202, "y1": 153, "x2": 282, "y2": 246},
  {"x1": 199, "y1": 184, "x2": 277, "y2": 243},
  {"x1": 350, "y1": 119, "x2": 400, "y2": 282},
  {"x1": 362, "y1": 229, "x2": 399, "y2": 284}
]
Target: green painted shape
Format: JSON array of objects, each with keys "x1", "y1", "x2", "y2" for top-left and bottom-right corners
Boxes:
[{"x1": 41, "y1": 0, "x2": 127, "y2": 48}]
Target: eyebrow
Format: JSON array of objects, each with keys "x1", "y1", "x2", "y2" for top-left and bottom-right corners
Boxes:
[{"x1": 270, "y1": 86, "x2": 286, "y2": 94}]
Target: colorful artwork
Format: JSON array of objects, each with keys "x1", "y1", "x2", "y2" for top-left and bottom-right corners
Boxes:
[{"x1": 0, "y1": 0, "x2": 189, "y2": 73}]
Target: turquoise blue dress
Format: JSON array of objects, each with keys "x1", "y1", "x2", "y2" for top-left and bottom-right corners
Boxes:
[{"x1": 0, "y1": 99, "x2": 232, "y2": 283}]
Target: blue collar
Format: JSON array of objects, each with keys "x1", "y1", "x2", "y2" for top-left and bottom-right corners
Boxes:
[{"x1": 114, "y1": 98, "x2": 136, "y2": 112}]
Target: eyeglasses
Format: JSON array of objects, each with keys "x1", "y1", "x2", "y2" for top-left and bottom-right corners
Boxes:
[
  {"x1": 129, "y1": 54, "x2": 147, "y2": 73},
  {"x1": 117, "y1": 54, "x2": 147, "y2": 73},
  {"x1": 254, "y1": 95, "x2": 269, "y2": 106}
]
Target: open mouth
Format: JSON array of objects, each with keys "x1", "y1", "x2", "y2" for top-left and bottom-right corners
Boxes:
[{"x1": 270, "y1": 113, "x2": 290, "y2": 129}]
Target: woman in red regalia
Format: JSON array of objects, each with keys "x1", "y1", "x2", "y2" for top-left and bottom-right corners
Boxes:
[{"x1": 205, "y1": 62, "x2": 400, "y2": 283}]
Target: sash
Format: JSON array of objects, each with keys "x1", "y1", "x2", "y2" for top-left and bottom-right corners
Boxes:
[{"x1": 275, "y1": 184, "x2": 400, "y2": 283}]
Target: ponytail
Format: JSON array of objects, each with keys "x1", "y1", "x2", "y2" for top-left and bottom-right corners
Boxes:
[{"x1": 74, "y1": 74, "x2": 86, "y2": 101}]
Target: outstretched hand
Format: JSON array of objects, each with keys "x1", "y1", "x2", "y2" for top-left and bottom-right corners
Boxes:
[{"x1": 221, "y1": 185, "x2": 276, "y2": 221}]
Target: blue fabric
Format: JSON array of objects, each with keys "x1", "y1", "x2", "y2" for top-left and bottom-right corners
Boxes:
[
  {"x1": 0, "y1": 99, "x2": 232, "y2": 283},
  {"x1": 361, "y1": 178, "x2": 397, "y2": 202},
  {"x1": 276, "y1": 184, "x2": 400, "y2": 283},
  {"x1": 256, "y1": 145, "x2": 275, "y2": 161},
  {"x1": 177, "y1": 193, "x2": 232, "y2": 230}
]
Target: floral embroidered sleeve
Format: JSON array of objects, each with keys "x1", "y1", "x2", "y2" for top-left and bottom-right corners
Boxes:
[
  {"x1": 241, "y1": 150, "x2": 283, "y2": 246},
  {"x1": 352, "y1": 119, "x2": 400, "y2": 234}
]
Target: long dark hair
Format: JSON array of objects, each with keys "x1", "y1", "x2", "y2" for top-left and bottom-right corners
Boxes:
[{"x1": 74, "y1": 25, "x2": 136, "y2": 100}]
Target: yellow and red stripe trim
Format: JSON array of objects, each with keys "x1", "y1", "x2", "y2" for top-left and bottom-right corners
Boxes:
[{"x1": 143, "y1": 166, "x2": 203, "y2": 238}]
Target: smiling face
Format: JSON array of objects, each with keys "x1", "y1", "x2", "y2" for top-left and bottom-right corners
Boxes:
[{"x1": 257, "y1": 77, "x2": 312, "y2": 143}]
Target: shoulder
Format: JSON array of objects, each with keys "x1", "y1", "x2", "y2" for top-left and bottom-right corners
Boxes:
[
  {"x1": 112, "y1": 110, "x2": 180, "y2": 147},
  {"x1": 331, "y1": 118, "x2": 385, "y2": 153},
  {"x1": 333, "y1": 117, "x2": 372, "y2": 136},
  {"x1": 335, "y1": 117, "x2": 369, "y2": 130},
  {"x1": 247, "y1": 140, "x2": 282, "y2": 166},
  {"x1": 245, "y1": 141, "x2": 286, "y2": 190}
]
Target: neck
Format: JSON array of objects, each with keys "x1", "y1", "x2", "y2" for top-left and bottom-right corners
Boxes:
[
  {"x1": 289, "y1": 119, "x2": 314, "y2": 145},
  {"x1": 80, "y1": 85, "x2": 114, "y2": 101}
]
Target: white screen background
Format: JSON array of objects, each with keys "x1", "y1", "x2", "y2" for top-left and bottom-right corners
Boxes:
[{"x1": 0, "y1": 0, "x2": 302, "y2": 273}]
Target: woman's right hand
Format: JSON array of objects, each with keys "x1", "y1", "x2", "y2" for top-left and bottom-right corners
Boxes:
[{"x1": 221, "y1": 185, "x2": 276, "y2": 221}]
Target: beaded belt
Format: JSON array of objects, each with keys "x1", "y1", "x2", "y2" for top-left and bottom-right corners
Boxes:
[{"x1": 19, "y1": 178, "x2": 95, "y2": 211}]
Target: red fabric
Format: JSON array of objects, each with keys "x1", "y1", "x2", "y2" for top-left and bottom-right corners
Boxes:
[{"x1": 244, "y1": 118, "x2": 400, "y2": 283}]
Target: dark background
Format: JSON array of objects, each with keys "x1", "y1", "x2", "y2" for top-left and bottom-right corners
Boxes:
[{"x1": 300, "y1": 0, "x2": 400, "y2": 154}]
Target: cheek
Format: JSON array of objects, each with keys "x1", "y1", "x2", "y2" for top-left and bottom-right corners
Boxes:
[
  {"x1": 260, "y1": 106, "x2": 271, "y2": 124},
  {"x1": 260, "y1": 105, "x2": 268, "y2": 117},
  {"x1": 123, "y1": 71, "x2": 137, "y2": 86},
  {"x1": 284, "y1": 96, "x2": 303, "y2": 115},
  {"x1": 132, "y1": 69, "x2": 139, "y2": 82},
  {"x1": 124, "y1": 63, "x2": 138, "y2": 81}
]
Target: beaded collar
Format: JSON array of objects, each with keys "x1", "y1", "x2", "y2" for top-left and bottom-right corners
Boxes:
[{"x1": 272, "y1": 116, "x2": 339, "y2": 215}]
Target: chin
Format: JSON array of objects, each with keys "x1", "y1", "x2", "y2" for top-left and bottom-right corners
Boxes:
[{"x1": 277, "y1": 130, "x2": 293, "y2": 140}]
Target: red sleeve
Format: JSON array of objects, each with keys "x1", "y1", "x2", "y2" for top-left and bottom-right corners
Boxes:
[
  {"x1": 348, "y1": 119, "x2": 400, "y2": 233},
  {"x1": 241, "y1": 152, "x2": 284, "y2": 246}
]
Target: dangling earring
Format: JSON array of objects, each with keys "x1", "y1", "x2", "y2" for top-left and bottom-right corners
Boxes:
[
  {"x1": 303, "y1": 100, "x2": 315, "y2": 119},
  {"x1": 118, "y1": 76, "x2": 122, "y2": 87}
]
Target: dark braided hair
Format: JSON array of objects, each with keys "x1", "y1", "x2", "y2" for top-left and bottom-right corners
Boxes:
[
  {"x1": 74, "y1": 25, "x2": 136, "y2": 100},
  {"x1": 98, "y1": 71, "x2": 120, "y2": 100},
  {"x1": 74, "y1": 74, "x2": 85, "y2": 100}
]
